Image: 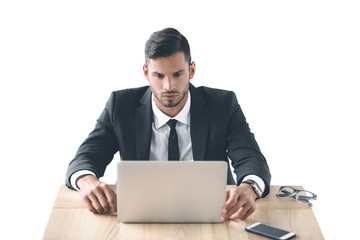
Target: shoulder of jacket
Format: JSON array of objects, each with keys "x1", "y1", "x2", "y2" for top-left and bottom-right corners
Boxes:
[
  {"x1": 105, "y1": 86, "x2": 150, "y2": 110},
  {"x1": 113, "y1": 86, "x2": 150, "y2": 97},
  {"x1": 192, "y1": 85, "x2": 234, "y2": 100}
]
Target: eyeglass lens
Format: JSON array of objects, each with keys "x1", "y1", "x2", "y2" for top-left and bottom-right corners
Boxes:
[{"x1": 277, "y1": 186, "x2": 316, "y2": 207}]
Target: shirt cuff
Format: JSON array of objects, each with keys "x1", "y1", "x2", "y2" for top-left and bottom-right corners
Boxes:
[
  {"x1": 70, "y1": 170, "x2": 96, "y2": 191},
  {"x1": 242, "y1": 175, "x2": 265, "y2": 197}
]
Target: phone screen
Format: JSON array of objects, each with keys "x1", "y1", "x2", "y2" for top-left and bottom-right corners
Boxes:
[
  {"x1": 246, "y1": 222, "x2": 296, "y2": 239},
  {"x1": 251, "y1": 223, "x2": 289, "y2": 237}
]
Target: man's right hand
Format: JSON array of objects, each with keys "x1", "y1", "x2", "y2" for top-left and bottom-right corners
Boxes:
[{"x1": 76, "y1": 175, "x2": 117, "y2": 215}]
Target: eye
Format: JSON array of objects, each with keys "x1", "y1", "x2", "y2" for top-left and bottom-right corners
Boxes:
[
  {"x1": 155, "y1": 73, "x2": 164, "y2": 79},
  {"x1": 174, "y1": 72, "x2": 183, "y2": 77}
]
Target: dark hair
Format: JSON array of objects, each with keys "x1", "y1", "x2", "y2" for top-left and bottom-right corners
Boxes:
[{"x1": 145, "y1": 28, "x2": 191, "y2": 66}]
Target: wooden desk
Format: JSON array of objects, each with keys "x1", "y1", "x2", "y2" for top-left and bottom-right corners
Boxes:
[{"x1": 43, "y1": 185, "x2": 324, "y2": 239}]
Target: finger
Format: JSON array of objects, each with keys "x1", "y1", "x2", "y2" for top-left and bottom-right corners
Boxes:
[
  {"x1": 225, "y1": 190, "x2": 230, "y2": 201},
  {"x1": 93, "y1": 183, "x2": 116, "y2": 213},
  {"x1": 225, "y1": 199, "x2": 243, "y2": 218},
  {"x1": 97, "y1": 192, "x2": 111, "y2": 212},
  {"x1": 223, "y1": 189, "x2": 240, "y2": 213},
  {"x1": 87, "y1": 192, "x2": 105, "y2": 213},
  {"x1": 229, "y1": 200, "x2": 256, "y2": 221},
  {"x1": 81, "y1": 195, "x2": 97, "y2": 214},
  {"x1": 225, "y1": 191, "x2": 253, "y2": 219},
  {"x1": 103, "y1": 186, "x2": 117, "y2": 215},
  {"x1": 240, "y1": 207, "x2": 255, "y2": 221},
  {"x1": 221, "y1": 190, "x2": 232, "y2": 216},
  {"x1": 229, "y1": 205, "x2": 248, "y2": 220}
]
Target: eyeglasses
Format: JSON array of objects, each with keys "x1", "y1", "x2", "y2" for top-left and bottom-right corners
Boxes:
[{"x1": 276, "y1": 186, "x2": 317, "y2": 207}]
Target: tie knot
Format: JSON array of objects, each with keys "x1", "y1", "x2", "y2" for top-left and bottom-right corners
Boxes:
[{"x1": 167, "y1": 119, "x2": 178, "y2": 130}]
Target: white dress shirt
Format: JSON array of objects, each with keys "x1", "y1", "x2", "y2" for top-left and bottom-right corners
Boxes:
[
  {"x1": 71, "y1": 91, "x2": 265, "y2": 194},
  {"x1": 149, "y1": 91, "x2": 193, "y2": 160}
]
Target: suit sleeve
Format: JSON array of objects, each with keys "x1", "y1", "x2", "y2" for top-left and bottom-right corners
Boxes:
[
  {"x1": 65, "y1": 92, "x2": 119, "y2": 190},
  {"x1": 226, "y1": 91, "x2": 271, "y2": 197}
]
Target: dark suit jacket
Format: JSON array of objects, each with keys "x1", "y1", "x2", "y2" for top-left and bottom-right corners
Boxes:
[{"x1": 65, "y1": 84, "x2": 271, "y2": 196}]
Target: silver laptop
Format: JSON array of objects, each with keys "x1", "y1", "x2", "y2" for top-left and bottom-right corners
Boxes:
[{"x1": 117, "y1": 161, "x2": 227, "y2": 223}]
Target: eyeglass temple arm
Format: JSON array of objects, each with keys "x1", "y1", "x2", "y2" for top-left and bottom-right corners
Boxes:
[
  {"x1": 278, "y1": 189, "x2": 317, "y2": 200},
  {"x1": 297, "y1": 195, "x2": 317, "y2": 201}
]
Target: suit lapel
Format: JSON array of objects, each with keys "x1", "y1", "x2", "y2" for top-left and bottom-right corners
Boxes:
[
  {"x1": 134, "y1": 84, "x2": 209, "y2": 160},
  {"x1": 189, "y1": 84, "x2": 209, "y2": 160},
  {"x1": 135, "y1": 87, "x2": 153, "y2": 160}
]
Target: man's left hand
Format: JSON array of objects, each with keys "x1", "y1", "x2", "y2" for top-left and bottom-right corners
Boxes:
[{"x1": 220, "y1": 184, "x2": 258, "y2": 221}]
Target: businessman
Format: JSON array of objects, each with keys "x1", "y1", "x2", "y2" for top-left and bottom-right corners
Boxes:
[{"x1": 65, "y1": 28, "x2": 271, "y2": 222}]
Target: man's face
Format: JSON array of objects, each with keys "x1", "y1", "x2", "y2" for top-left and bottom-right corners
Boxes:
[{"x1": 143, "y1": 51, "x2": 196, "y2": 115}]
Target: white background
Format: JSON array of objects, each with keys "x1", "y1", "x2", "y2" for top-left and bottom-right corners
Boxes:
[{"x1": 1, "y1": 1, "x2": 359, "y2": 239}]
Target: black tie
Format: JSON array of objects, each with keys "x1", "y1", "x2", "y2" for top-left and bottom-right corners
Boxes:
[{"x1": 167, "y1": 119, "x2": 179, "y2": 160}]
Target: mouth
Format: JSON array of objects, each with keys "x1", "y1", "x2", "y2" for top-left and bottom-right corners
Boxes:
[{"x1": 162, "y1": 92, "x2": 179, "y2": 101}]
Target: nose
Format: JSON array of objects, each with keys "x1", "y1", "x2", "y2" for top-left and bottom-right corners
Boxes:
[{"x1": 164, "y1": 76, "x2": 175, "y2": 91}]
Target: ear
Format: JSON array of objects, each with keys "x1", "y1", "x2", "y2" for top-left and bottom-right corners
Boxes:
[
  {"x1": 189, "y1": 61, "x2": 196, "y2": 80},
  {"x1": 143, "y1": 64, "x2": 150, "y2": 81}
]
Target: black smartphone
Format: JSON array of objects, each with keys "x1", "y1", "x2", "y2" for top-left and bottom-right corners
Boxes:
[{"x1": 245, "y1": 222, "x2": 296, "y2": 240}]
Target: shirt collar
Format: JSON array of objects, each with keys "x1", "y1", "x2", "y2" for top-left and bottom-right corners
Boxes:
[{"x1": 152, "y1": 91, "x2": 191, "y2": 129}]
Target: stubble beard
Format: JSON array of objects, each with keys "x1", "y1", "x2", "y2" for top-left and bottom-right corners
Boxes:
[{"x1": 152, "y1": 82, "x2": 189, "y2": 108}]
